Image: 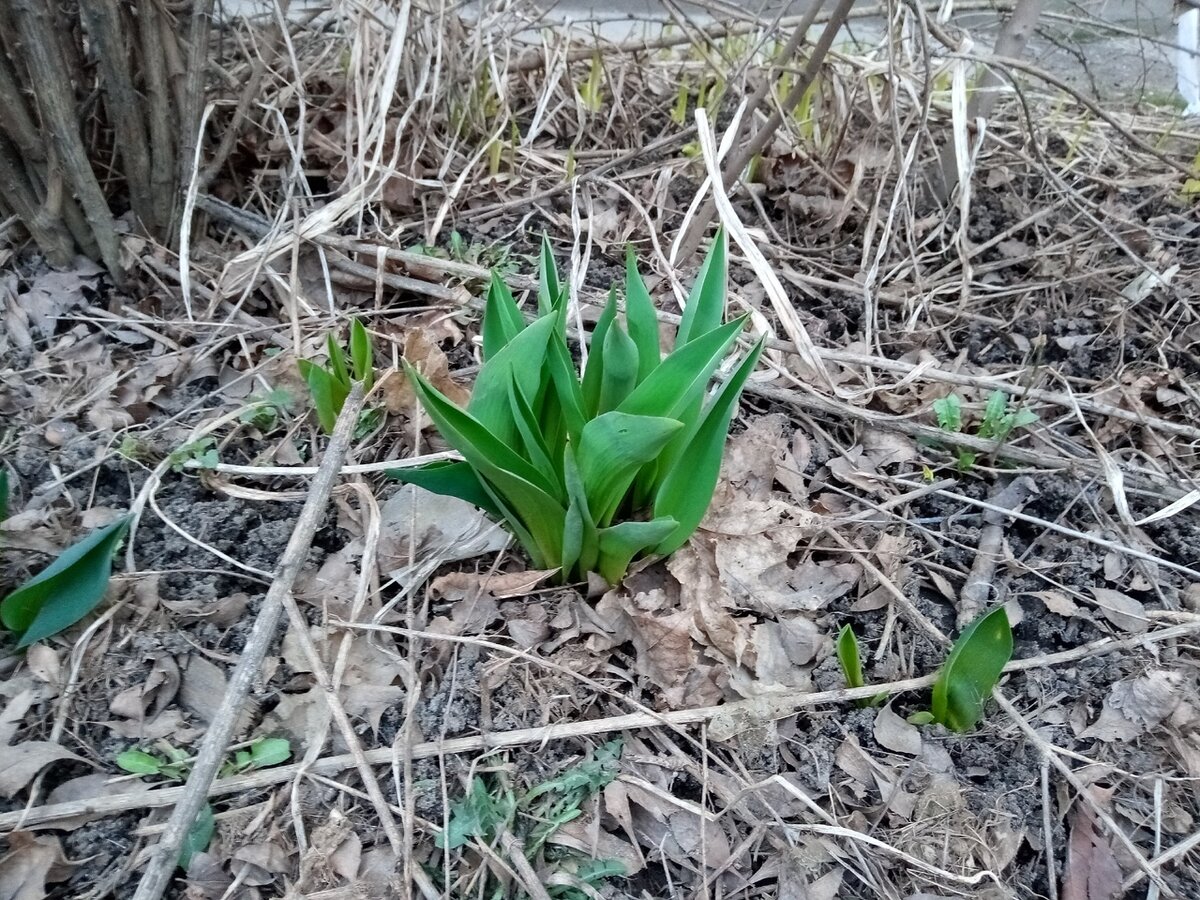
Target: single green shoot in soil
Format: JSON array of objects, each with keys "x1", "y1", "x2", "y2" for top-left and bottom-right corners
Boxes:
[
  {"x1": 835, "y1": 625, "x2": 885, "y2": 708},
  {"x1": 908, "y1": 606, "x2": 1014, "y2": 732},
  {"x1": 117, "y1": 737, "x2": 291, "y2": 868},
  {"x1": 297, "y1": 318, "x2": 378, "y2": 436},
  {"x1": 1, "y1": 514, "x2": 130, "y2": 648},
  {"x1": 932, "y1": 391, "x2": 1038, "y2": 471},
  {"x1": 168, "y1": 437, "x2": 219, "y2": 473},
  {"x1": 435, "y1": 740, "x2": 625, "y2": 900},
  {"x1": 239, "y1": 388, "x2": 294, "y2": 433},
  {"x1": 392, "y1": 230, "x2": 764, "y2": 585}
]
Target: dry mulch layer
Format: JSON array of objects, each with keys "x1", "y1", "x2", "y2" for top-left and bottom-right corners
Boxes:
[{"x1": 4, "y1": 5, "x2": 1200, "y2": 900}]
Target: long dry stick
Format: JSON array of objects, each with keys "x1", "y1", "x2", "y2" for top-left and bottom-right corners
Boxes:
[
  {"x1": 959, "y1": 476, "x2": 1034, "y2": 627},
  {"x1": 6, "y1": 619, "x2": 1198, "y2": 834},
  {"x1": 130, "y1": 384, "x2": 367, "y2": 900}
]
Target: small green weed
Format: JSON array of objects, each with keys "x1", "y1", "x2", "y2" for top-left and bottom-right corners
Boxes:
[
  {"x1": 168, "y1": 437, "x2": 219, "y2": 473},
  {"x1": 1, "y1": 514, "x2": 130, "y2": 648},
  {"x1": 932, "y1": 391, "x2": 1038, "y2": 471},
  {"x1": 436, "y1": 740, "x2": 625, "y2": 899},
  {"x1": 392, "y1": 230, "x2": 764, "y2": 585},
  {"x1": 239, "y1": 388, "x2": 294, "y2": 433},
  {"x1": 297, "y1": 319, "x2": 375, "y2": 435},
  {"x1": 117, "y1": 737, "x2": 291, "y2": 868},
  {"x1": 836, "y1": 608, "x2": 1013, "y2": 732}
]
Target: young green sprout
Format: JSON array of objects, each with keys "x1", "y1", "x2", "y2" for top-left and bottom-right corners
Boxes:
[
  {"x1": 298, "y1": 318, "x2": 374, "y2": 435},
  {"x1": 392, "y1": 230, "x2": 764, "y2": 585},
  {"x1": 835, "y1": 625, "x2": 885, "y2": 708}
]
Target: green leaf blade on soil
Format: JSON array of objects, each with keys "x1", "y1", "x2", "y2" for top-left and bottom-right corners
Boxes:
[
  {"x1": 577, "y1": 412, "x2": 682, "y2": 526},
  {"x1": 179, "y1": 803, "x2": 215, "y2": 870},
  {"x1": 836, "y1": 624, "x2": 865, "y2": 690},
  {"x1": 932, "y1": 394, "x2": 962, "y2": 433},
  {"x1": 2, "y1": 515, "x2": 131, "y2": 648},
  {"x1": 467, "y1": 314, "x2": 558, "y2": 449},
  {"x1": 349, "y1": 319, "x2": 374, "y2": 389},
  {"x1": 538, "y1": 234, "x2": 563, "y2": 316},
  {"x1": 652, "y1": 339, "x2": 763, "y2": 555},
  {"x1": 482, "y1": 272, "x2": 526, "y2": 361},
  {"x1": 596, "y1": 517, "x2": 677, "y2": 586},
  {"x1": 0, "y1": 469, "x2": 8, "y2": 523},
  {"x1": 298, "y1": 359, "x2": 342, "y2": 434},
  {"x1": 617, "y1": 317, "x2": 745, "y2": 422},
  {"x1": 387, "y1": 461, "x2": 504, "y2": 521},
  {"x1": 624, "y1": 248, "x2": 660, "y2": 383},
  {"x1": 116, "y1": 749, "x2": 164, "y2": 776},
  {"x1": 676, "y1": 227, "x2": 727, "y2": 346},
  {"x1": 596, "y1": 321, "x2": 639, "y2": 414},
  {"x1": 581, "y1": 289, "x2": 618, "y2": 417},
  {"x1": 249, "y1": 738, "x2": 292, "y2": 768},
  {"x1": 930, "y1": 606, "x2": 1013, "y2": 733}
]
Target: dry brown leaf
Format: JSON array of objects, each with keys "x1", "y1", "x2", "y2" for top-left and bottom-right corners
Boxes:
[
  {"x1": 1062, "y1": 791, "x2": 1123, "y2": 900},
  {"x1": 231, "y1": 842, "x2": 290, "y2": 887},
  {"x1": 430, "y1": 568, "x2": 555, "y2": 601},
  {"x1": 1088, "y1": 588, "x2": 1149, "y2": 633},
  {"x1": 0, "y1": 832, "x2": 72, "y2": 900},
  {"x1": 328, "y1": 832, "x2": 362, "y2": 882},
  {"x1": 873, "y1": 705, "x2": 923, "y2": 756},
  {"x1": 1081, "y1": 670, "x2": 1183, "y2": 742},
  {"x1": 379, "y1": 328, "x2": 470, "y2": 413},
  {"x1": 0, "y1": 743, "x2": 87, "y2": 798},
  {"x1": 376, "y1": 485, "x2": 509, "y2": 582},
  {"x1": 108, "y1": 654, "x2": 180, "y2": 723},
  {"x1": 548, "y1": 817, "x2": 645, "y2": 876}
]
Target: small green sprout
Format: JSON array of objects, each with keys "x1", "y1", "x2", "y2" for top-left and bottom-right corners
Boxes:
[
  {"x1": 297, "y1": 319, "x2": 374, "y2": 434},
  {"x1": 906, "y1": 607, "x2": 1014, "y2": 732},
  {"x1": 932, "y1": 391, "x2": 1038, "y2": 471},
  {"x1": 438, "y1": 741, "x2": 626, "y2": 899},
  {"x1": 168, "y1": 437, "x2": 219, "y2": 473},
  {"x1": 116, "y1": 737, "x2": 291, "y2": 870},
  {"x1": 835, "y1": 625, "x2": 885, "y2": 708},
  {"x1": 577, "y1": 52, "x2": 605, "y2": 113},
  {"x1": 392, "y1": 230, "x2": 764, "y2": 585},
  {"x1": 0, "y1": 469, "x2": 8, "y2": 523},
  {"x1": 239, "y1": 388, "x2": 294, "y2": 433},
  {"x1": 1, "y1": 515, "x2": 130, "y2": 648}
]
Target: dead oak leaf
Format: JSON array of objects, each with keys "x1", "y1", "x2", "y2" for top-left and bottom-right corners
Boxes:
[
  {"x1": 0, "y1": 832, "x2": 72, "y2": 900},
  {"x1": 1062, "y1": 791, "x2": 1123, "y2": 900},
  {"x1": 1081, "y1": 670, "x2": 1183, "y2": 742},
  {"x1": 0, "y1": 743, "x2": 88, "y2": 799}
]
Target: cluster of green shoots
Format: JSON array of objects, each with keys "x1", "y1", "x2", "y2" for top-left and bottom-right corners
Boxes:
[
  {"x1": 392, "y1": 231, "x2": 764, "y2": 585},
  {"x1": 437, "y1": 740, "x2": 626, "y2": 899},
  {"x1": 933, "y1": 391, "x2": 1038, "y2": 472},
  {"x1": 838, "y1": 606, "x2": 1013, "y2": 732},
  {"x1": 117, "y1": 737, "x2": 291, "y2": 869}
]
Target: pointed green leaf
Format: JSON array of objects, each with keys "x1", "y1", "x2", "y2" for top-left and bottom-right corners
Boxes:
[
  {"x1": 836, "y1": 624, "x2": 865, "y2": 690},
  {"x1": 676, "y1": 227, "x2": 726, "y2": 346},
  {"x1": 578, "y1": 412, "x2": 682, "y2": 525},
  {"x1": 618, "y1": 317, "x2": 745, "y2": 421},
  {"x1": 538, "y1": 234, "x2": 563, "y2": 315},
  {"x1": 467, "y1": 314, "x2": 558, "y2": 448},
  {"x1": 625, "y1": 248, "x2": 660, "y2": 383},
  {"x1": 545, "y1": 329, "x2": 586, "y2": 442},
  {"x1": 249, "y1": 737, "x2": 292, "y2": 768},
  {"x1": 407, "y1": 365, "x2": 565, "y2": 564},
  {"x1": 179, "y1": 803, "x2": 215, "y2": 870},
  {"x1": 581, "y1": 288, "x2": 618, "y2": 417},
  {"x1": 326, "y1": 332, "x2": 351, "y2": 387},
  {"x1": 597, "y1": 321, "x2": 638, "y2": 414},
  {"x1": 561, "y1": 445, "x2": 599, "y2": 580},
  {"x1": 387, "y1": 461, "x2": 504, "y2": 520},
  {"x1": 930, "y1": 607, "x2": 1013, "y2": 733},
  {"x1": 0, "y1": 469, "x2": 8, "y2": 523},
  {"x1": 654, "y1": 339, "x2": 763, "y2": 554},
  {"x1": 2, "y1": 515, "x2": 131, "y2": 647},
  {"x1": 508, "y1": 377, "x2": 562, "y2": 497},
  {"x1": 596, "y1": 517, "x2": 677, "y2": 585},
  {"x1": 482, "y1": 272, "x2": 527, "y2": 360},
  {"x1": 349, "y1": 319, "x2": 374, "y2": 389},
  {"x1": 116, "y1": 749, "x2": 164, "y2": 776},
  {"x1": 407, "y1": 362, "x2": 556, "y2": 496},
  {"x1": 298, "y1": 359, "x2": 345, "y2": 434},
  {"x1": 932, "y1": 394, "x2": 962, "y2": 433}
]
